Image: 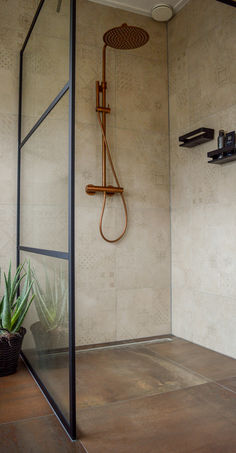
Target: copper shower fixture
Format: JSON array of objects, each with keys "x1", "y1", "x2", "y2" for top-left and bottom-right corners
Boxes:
[{"x1": 85, "y1": 23, "x2": 149, "y2": 243}]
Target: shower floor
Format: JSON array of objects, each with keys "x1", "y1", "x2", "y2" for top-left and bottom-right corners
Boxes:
[
  {"x1": 1, "y1": 336, "x2": 236, "y2": 452},
  {"x1": 77, "y1": 336, "x2": 236, "y2": 452}
]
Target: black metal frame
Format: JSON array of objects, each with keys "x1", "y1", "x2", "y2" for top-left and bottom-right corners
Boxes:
[{"x1": 17, "y1": 0, "x2": 76, "y2": 440}]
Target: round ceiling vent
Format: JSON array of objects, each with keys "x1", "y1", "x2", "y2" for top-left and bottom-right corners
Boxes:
[{"x1": 151, "y1": 4, "x2": 173, "y2": 22}]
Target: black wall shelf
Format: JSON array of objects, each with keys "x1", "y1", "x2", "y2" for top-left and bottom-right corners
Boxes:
[
  {"x1": 216, "y1": 0, "x2": 236, "y2": 7},
  {"x1": 208, "y1": 144, "x2": 236, "y2": 164},
  {"x1": 179, "y1": 127, "x2": 214, "y2": 148}
]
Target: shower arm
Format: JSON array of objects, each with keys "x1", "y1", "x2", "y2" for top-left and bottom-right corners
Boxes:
[{"x1": 85, "y1": 44, "x2": 128, "y2": 243}]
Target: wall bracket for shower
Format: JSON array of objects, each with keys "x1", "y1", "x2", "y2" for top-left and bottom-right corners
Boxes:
[
  {"x1": 85, "y1": 23, "x2": 149, "y2": 243},
  {"x1": 179, "y1": 127, "x2": 214, "y2": 148}
]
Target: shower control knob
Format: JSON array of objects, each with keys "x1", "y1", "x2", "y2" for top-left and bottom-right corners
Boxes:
[{"x1": 85, "y1": 184, "x2": 96, "y2": 195}]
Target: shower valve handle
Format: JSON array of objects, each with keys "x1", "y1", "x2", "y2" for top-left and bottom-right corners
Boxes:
[
  {"x1": 86, "y1": 184, "x2": 123, "y2": 196},
  {"x1": 96, "y1": 106, "x2": 111, "y2": 114}
]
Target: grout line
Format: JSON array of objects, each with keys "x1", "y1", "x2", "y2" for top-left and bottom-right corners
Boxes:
[
  {"x1": 214, "y1": 380, "x2": 236, "y2": 396},
  {"x1": 166, "y1": 21, "x2": 173, "y2": 335},
  {"x1": 78, "y1": 383, "x2": 209, "y2": 412},
  {"x1": 141, "y1": 344, "x2": 236, "y2": 388},
  {"x1": 140, "y1": 344, "x2": 213, "y2": 383},
  {"x1": 78, "y1": 360, "x2": 236, "y2": 413},
  {"x1": 0, "y1": 413, "x2": 54, "y2": 428},
  {"x1": 175, "y1": 335, "x2": 236, "y2": 361},
  {"x1": 79, "y1": 439, "x2": 89, "y2": 453}
]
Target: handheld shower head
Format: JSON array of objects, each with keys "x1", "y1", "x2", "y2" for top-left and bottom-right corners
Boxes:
[{"x1": 103, "y1": 23, "x2": 149, "y2": 50}]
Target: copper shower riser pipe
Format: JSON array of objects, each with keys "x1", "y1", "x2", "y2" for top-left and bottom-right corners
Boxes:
[
  {"x1": 86, "y1": 185, "x2": 124, "y2": 195},
  {"x1": 102, "y1": 45, "x2": 107, "y2": 187},
  {"x1": 94, "y1": 45, "x2": 118, "y2": 195}
]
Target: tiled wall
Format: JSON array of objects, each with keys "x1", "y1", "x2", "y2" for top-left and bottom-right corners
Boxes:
[
  {"x1": 0, "y1": 0, "x2": 38, "y2": 272},
  {"x1": 75, "y1": 0, "x2": 171, "y2": 345},
  {"x1": 4, "y1": 0, "x2": 234, "y2": 357},
  {"x1": 168, "y1": 0, "x2": 236, "y2": 358}
]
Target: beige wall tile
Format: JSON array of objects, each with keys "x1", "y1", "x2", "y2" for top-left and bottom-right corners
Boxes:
[
  {"x1": 75, "y1": 0, "x2": 170, "y2": 344},
  {"x1": 116, "y1": 287, "x2": 170, "y2": 340},
  {"x1": 168, "y1": 0, "x2": 236, "y2": 358},
  {"x1": 1, "y1": 0, "x2": 234, "y2": 359},
  {"x1": 0, "y1": 1, "x2": 39, "y2": 275}
]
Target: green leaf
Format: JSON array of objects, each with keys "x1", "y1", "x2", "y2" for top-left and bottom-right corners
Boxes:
[
  {"x1": 12, "y1": 295, "x2": 34, "y2": 333},
  {"x1": 10, "y1": 281, "x2": 34, "y2": 328},
  {"x1": 0, "y1": 261, "x2": 35, "y2": 333},
  {"x1": 1, "y1": 292, "x2": 11, "y2": 332},
  {"x1": 10, "y1": 263, "x2": 25, "y2": 305},
  {"x1": 0, "y1": 295, "x2": 3, "y2": 318}
]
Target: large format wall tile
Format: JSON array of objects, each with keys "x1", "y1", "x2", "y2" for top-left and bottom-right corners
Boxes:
[
  {"x1": 0, "y1": 2, "x2": 39, "y2": 273},
  {"x1": 168, "y1": 0, "x2": 236, "y2": 358},
  {"x1": 76, "y1": 0, "x2": 170, "y2": 344}
]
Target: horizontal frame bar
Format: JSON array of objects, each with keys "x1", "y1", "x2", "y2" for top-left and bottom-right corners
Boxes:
[
  {"x1": 20, "y1": 82, "x2": 69, "y2": 149},
  {"x1": 19, "y1": 246, "x2": 69, "y2": 260}
]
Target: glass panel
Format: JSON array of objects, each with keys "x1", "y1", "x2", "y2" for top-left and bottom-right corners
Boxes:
[
  {"x1": 21, "y1": 0, "x2": 70, "y2": 139},
  {"x1": 20, "y1": 92, "x2": 69, "y2": 252},
  {"x1": 21, "y1": 252, "x2": 70, "y2": 423}
]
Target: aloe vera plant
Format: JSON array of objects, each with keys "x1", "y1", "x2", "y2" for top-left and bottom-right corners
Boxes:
[
  {"x1": 0, "y1": 262, "x2": 34, "y2": 335},
  {"x1": 32, "y1": 267, "x2": 67, "y2": 332}
]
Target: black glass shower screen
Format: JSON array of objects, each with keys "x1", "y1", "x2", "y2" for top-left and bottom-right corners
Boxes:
[{"x1": 17, "y1": 0, "x2": 76, "y2": 440}]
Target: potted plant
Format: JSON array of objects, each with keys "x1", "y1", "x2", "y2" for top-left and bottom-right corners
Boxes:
[
  {"x1": 30, "y1": 266, "x2": 68, "y2": 354},
  {"x1": 0, "y1": 262, "x2": 34, "y2": 376}
]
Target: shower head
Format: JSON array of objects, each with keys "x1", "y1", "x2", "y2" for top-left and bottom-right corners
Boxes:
[{"x1": 103, "y1": 23, "x2": 149, "y2": 50}]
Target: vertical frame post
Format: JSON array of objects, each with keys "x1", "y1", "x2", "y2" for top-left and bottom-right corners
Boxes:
[
  {"x1": 17, "y1": 50, "x2": 23, "y2": 270},
  {"x1": 68, "y1": 0, "x2": 76, "y2": 440},
  {"x1": 17, "y1": 0, "x2": 77, "y2": 440}
]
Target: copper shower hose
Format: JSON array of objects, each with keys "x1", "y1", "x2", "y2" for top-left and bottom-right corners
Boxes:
[{"x1": 97, "y1": 111, "x2": 128, "y2": 243}]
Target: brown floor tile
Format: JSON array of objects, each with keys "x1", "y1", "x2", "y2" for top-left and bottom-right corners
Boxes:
[
  {"x1": 76, "y1": 345, "x2": 207, "y2": 409},
  {"x1": 78, "y1": 382, "x2": 236, "y2": 453},
  {"x1": 3, "y1": 339, "x2": 235, "y2": 453},
  {"x1": 0, "y1": 359, "x2": 52, "y2": 424},
  {"x1": 217, "y1": 376, "x2": 236, "y2": 394},
  {"x1": 0, "y1": 415, "x2": 79, "y2": 453},
  {"x1": 143, "y1": 338, "x2": 236, "y2": 380}
]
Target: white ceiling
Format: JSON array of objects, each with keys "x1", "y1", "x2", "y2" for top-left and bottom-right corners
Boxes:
[{"x1": 88, "y1": 0, "x2": 190, "y2": 17}]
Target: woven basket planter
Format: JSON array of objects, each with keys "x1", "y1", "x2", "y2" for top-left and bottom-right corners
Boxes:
[{"x1": 0, "y1": 327, "x2": 26, "y2": 377}]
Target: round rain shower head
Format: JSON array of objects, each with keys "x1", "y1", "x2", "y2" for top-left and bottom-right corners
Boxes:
[
  {"x1": 103, "y1": 23, "x2": 149, "y2": 50},
  {"x1": 151, "y1": 4, "x2": 173, "y2": 22}
]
